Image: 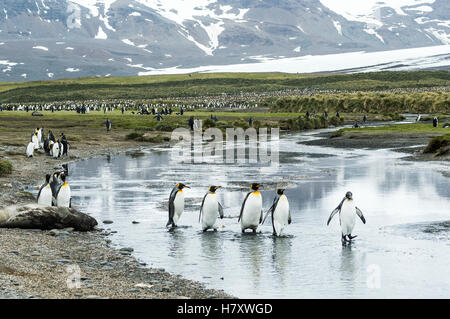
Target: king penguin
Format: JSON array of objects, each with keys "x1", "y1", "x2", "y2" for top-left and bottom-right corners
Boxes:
[
  {"x1": 55, "y1": 174, "x2": 71, "y2": 207},
  {"x1": 238, "y1": 183, "x2": 263, "y2": 233},
  {"x1": 199, "y1": 186, "x2": 224, "y2": 232},
  {"x1": 26, "y1": 141, "x2": 34, "y2": 157},
  {"x1": 261, "y1": 189, "x2": 291, "y2": 236},
  {"x1": 52, "y1": 141, "x2": 60, "y2": 159},
  {"x1": 49, "y1": 172, "x2": 61, "y2": 205},
  {"x1": 167, "y1": 183, "x2": 190, "y2": 228},
  {"x1": 37, "y1": 174, "x2": 52, "y2": 206},
  {"x1": 32, "y1": 132, "x2": 39, "y2": 150},
  {"x1": 327, "y1": 191, "x2": 366, "y2": 244}
]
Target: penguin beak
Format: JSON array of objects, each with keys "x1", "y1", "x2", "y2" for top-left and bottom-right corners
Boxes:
[{"x1": 184, "y1": 185, "x2": 190, "y2": 189}]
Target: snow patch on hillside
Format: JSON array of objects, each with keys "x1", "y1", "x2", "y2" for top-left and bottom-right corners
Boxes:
[
  {"x1": 95, "y1": 26, "x2": 108, "y2": 39},
  {"x1": 138, "y1": 45, "x2": 450, "y2": 76}
]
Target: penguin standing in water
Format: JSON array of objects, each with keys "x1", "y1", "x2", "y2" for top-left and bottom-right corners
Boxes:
[
  {"x1": 37, "y1": 174, "x2": 52, "y2": 206},
  {"x1": 238, "y1": 183, "x2": 263, "y2": 233},
  {"x1": 55, "y1": 174, "x2": 71, "y2": 207},
  {"x1": 167, "y1": 183, "x2": 190, "y2": 228},
  {"x1": 199, "y1": 186, "x2": 224, "y2": 232},
  {"x1": 327, "y1": 191, "x2": 366, "y2": 244},
  {"x1": 261, "y1": 189, "x2": 291, "y2": 236}
]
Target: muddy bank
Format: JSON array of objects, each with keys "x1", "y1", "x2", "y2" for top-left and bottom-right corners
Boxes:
[{"x1": 0, "y1": 138, "x2": 232, "y2": 299}]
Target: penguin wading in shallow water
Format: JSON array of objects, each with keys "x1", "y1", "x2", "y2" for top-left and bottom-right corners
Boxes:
[
  {"x1": 199, "y1": 186, "x2": 224, "y2": 232},
  {"x1": 37, "y1": 174, "x2": 52, "y2": 206},
  {"x1": 327, "y1": 191, "x2": 366, "y2": 244},
  {"x1": 55, "y1": 174, "x2": 71, "y2": 207},
  {"x1": 167, "y1": 183, "x2": 190, "y2": 228},
  {"x1": 262, "y1": 189, "x2": 291, "y2": 236},
  {"x1": 239, "y1": 183, "x2": 263, "y2": 233}
]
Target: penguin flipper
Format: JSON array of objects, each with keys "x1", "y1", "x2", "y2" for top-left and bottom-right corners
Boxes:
[
  {"x1": 238, "y1": 192, "x2": 251, "y2": 223},
  {"x1": 199, "y1": 193, "x2": 208, "y2": 222},
  {"x1": 36, "y1": 184, "x2": 45, "y2": 201},
  {"x1": 261, "y1": 205, "x2": 274, "y2": 225},
  {"x1": 168, "y1": 187, "x2": 178, "y2": 226},
  {"x1": 356, "y1": 207, "x2": 366, "y2": 224},
  {"x1": 262, "y1": 195, "x2": 280, "y2": 225},
  {"x1": 218, "y1": 202, "x2": 224, "y2": 219},
  {"x1": 327, "y1": 198, "x2": 345, "y2": 226},
  {"x1": 288, "y1": 210, "x2": 292, "y2": 225}
]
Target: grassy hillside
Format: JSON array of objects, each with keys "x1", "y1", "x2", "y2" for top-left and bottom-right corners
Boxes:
[
  {"x1": 268, "y1": 91, "x2": 450, "y2": 114},
  {"x1": 0, "y1": 71, "x2": 449, "y2": 103}
]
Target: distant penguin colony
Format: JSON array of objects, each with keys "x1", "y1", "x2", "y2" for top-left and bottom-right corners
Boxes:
[{"x1": 167, "y1": 183, "x2": 366, "y2": 242}]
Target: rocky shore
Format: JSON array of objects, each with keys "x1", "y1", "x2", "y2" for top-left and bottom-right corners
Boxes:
[{"x1": 0, "y1": 141, "x2": 232, "y2": 299}]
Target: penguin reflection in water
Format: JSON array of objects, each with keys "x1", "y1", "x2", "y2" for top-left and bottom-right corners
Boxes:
[
  {"x1": 239, "y1": 184, "x2": 263, "y2": 233},
  {"x1": 327, "y1": 191, "x2": 366, "y2": 244},
  {"x1": 261, "y1": 189, "x2": 291, "y2": 237},
  {"x1": 167, "y1": 183, "x2": 190, "y2": 228},
  {"x1": 199, "y1": 186, "x2": 224, "y2": 232}
]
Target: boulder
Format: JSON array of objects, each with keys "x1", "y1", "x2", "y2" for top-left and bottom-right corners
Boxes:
[{"x1": 0, "y1": 204, "x2": 97, "y2": 231}]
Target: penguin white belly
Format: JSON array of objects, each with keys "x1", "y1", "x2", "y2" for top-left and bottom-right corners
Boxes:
[
  {"x1": 273, "y1": 196, "x2": 290, "y2": 236},
  {"x1": 202, "y1": 194, "x2": 218, "y2": 230},
  {"x1": 56, "y1": 185, "x2": 71, "y2": 207},
  {"x1": 340, "y1": 200, "x2": 356, "y2": 236},
  {"x1": 173, "y1": 191, "x2": 185, "y2": 225},
  {"x1": 52, "y1": 143, "x2": 60, "y2": 158},
  {"x1": 60, "y1": 144, "x2": 64, "y2": 157},
  {"x1": 241, "y1": 193, "x2": 262, "y2": 231},
  {"x1": 32, "y1": 135, "x2": 39, "y2": 149},
  {"x1": 38, "y1": 185, "x2": 52, "y2": 206},
  {"x1": 26, "y1": 142, "x2": 34, "y2": 157},
  {"x1": 37, "y1": 131, "x2": 43, "y2": 148}
]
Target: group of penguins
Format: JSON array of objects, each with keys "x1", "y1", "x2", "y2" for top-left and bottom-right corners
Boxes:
[
  {"x1": 36, "y1": 171, "x2": 72, "y2": 208},
  {"x1": 168, "y1": 183, "x2": 367, "y2": 243},
  {"x1": 26, "y1": 128, "x2": 69, "y2": 159}
]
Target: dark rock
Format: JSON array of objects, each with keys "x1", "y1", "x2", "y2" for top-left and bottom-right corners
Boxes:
[
  {"x1": 0, "y1": 205, "x2": 98, "y2": 231},
  {"x1": 103, "y1": 220, "x2": 113, "y2": 224}
]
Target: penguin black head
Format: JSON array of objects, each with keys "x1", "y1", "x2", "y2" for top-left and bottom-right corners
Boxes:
[
  {"x1": 250, "y1": 183, "x2": 261, "y2": 191},
  {"x1": 345, "y1": 191, "x2": 353, "y2": 200},
  {"x1": 45, "y1": 174, "x2": 51, "y2": 183},
  {"x1": 277, "y1": 189, "x2": 285, "y2": 195},
  {"x1": 177, "y1": 183, "x2": 190, "y2": 190},
  {"x1": 209, "y1": 186, "x2": 221, "y2": 193},
  {"x1": 60, "y1": 174, "x2": 66, "y2": 183}
]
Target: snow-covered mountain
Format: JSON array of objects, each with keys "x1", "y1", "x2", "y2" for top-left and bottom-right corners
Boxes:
[{"x1": 0, "y1": 0, "x2": 449, "y2": 81}]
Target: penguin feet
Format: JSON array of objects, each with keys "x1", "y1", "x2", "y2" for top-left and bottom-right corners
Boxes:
[
  {"x1": 341, "y1": 234, "x2": 351, "y2": 244},
  {"x1": 348, "y1": 234, "x2": 358, "y2": 240}
]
